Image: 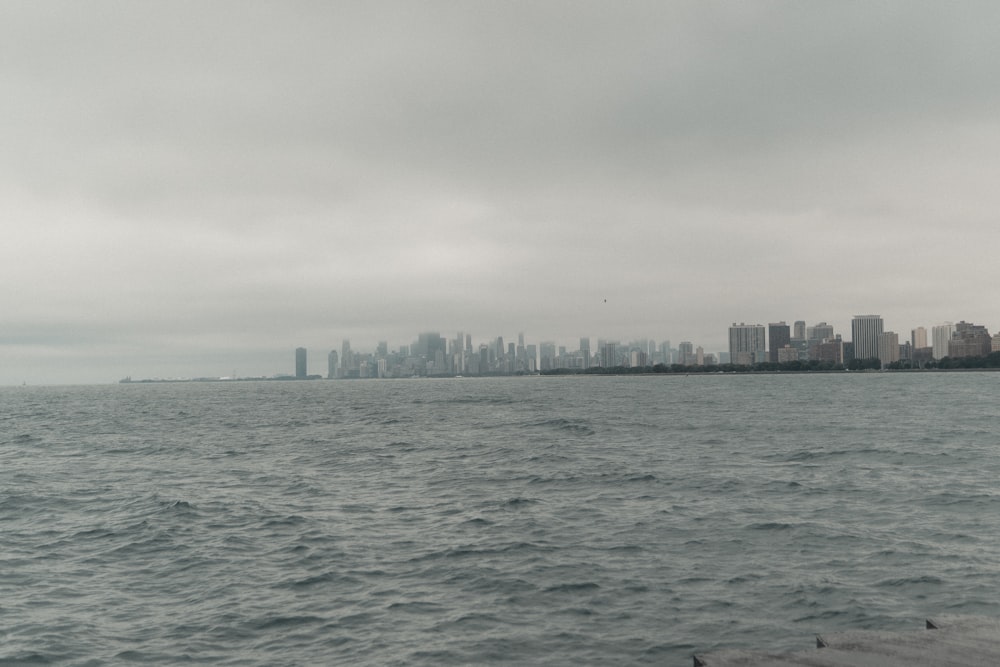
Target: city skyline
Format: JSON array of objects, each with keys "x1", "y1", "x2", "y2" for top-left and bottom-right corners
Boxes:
[
  {"x1": 284, "y1": 311, "x2": 998, "y2": 381},
  {"x1": 4, "y1": 4, "x2": 1000, "y2": 385},
  {"x1": 5, "y1": 307, "x2": 998, "y2": 385}
]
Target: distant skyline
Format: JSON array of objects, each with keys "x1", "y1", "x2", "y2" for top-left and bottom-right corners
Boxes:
[{"x1": 4, "y1": 3, "x2": 1000, "y2": 385}]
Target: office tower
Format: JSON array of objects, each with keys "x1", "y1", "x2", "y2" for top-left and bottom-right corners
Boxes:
[
  {"x1": 877, "y1": 331, "x2": 899, "y2": 367},
  {"x1": 729, "y1": 323, "x2": 766, "y2": 366},
  {"x1": 526, "y1": 344, "x2": 537, "y2": 371},
  {"x1": 932, "y1": 322, "x2": 955, "y2": 360},
  {"x1": 539, "y1": 341, "x2": 556, "y2": 371},
  {"x1": 695, "y1": 346, "x2": 705, "y2": 366},
  {"x1": 601, "y1": 341, "x2": 618, "y2": 368},
  {"x1": 768, "y1": 322, "x2": 791, "y2": 363},
  {"x1": 678, "y1": 341, "x2": 694, "y2": 366},
  {"x1": 340, "y1": 340, "x2": 351, "y2": 370},
  {"x1": 295, "y1": 347, "x2": 307, "y2": 379},
  {"x1": 580, "y1": 337, "x2": 591, "y2": 368},
  {"x1": 851, "y1": 315, "x2": 884, "y2": 362},
  {"x1": 417, "y1": 332, "x2": 446, "y2": 361},
  {"x1": 807, "y1": 322, "x2": 834, "y2": 343},
  {"x1": 911, "y1": 327, "x2": 928, "y2": 350},
  {"x1": 327, "y1": 350, "x2": 338, "y2": 379},
  {"x1": 792, "y1": 321, "x2": 806, "y2": 341},
  {"x1": 376, "y1": 341, "x2": 388, "y2": 357}
]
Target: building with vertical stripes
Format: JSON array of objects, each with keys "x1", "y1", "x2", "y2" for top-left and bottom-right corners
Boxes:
[
  {"x1": 729, "y1": 323, "x2": 766, "y2": 366},
  {"x1": 851, "y1": 315, "x2": 884, "y2": 362}
]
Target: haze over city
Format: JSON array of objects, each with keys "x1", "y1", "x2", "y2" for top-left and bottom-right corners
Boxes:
[{"x1": 4, "y1": 2, "x2": 1000, "y2": 385}]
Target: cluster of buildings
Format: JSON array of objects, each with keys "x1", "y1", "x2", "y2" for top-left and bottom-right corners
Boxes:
[
  {"x1": 292, "y1": 316, "x2": 998, "y2": 379},
  {"x1": 296, "y1": 333, "x2": 701, "y2": 379},
  {"x1": 728, "y1": 317, "x2": 998, "y2": 368}
]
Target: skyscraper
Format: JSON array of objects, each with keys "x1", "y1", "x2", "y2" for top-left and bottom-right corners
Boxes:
[
  {"x1": 932, "y1": 323, "x2": 955, "y2": 360},
  {"x1": 851, "y1": 315, "x2": 884, "y2": 362},
  {"x1": 678, "y1": 341, "x2": 694, "y2": 365},
  {"x1": 295, "y1": 347, "x2": 307, "y2": 379},
  {"x1": 729, "y1": 323, "x2": 766, "y2": 366},
  {"x1": 792, "y1": 321, "x2": 806, "y2": 341},
  {"x1": 877, "y1": 331, "x2": 899, "y2": 367},
  {"x1": 768, "y1": 322, "x2": 790, "y2": 363}
]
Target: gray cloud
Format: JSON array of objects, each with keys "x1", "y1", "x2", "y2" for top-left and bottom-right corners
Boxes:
[{"x1": 3, "y1": 1, "x2": 1000, "y2": 383}]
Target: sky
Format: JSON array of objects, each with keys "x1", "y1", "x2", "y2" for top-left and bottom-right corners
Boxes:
[{"x1": 3, "y1": 1, "x2": 1000, "y2": 384}]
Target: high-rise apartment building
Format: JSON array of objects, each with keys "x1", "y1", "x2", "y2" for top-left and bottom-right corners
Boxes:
[
  {"x1": 295, "y1": 347, "x2": 307, "y2": 379},
  {"x1": 340, "y1": 340, "x2": 351, "y2": 371},
  {"x1": 768, "y1": 322, "x2": 790, "y2": 363},
  {"x1": 932, "y1": 323, "x2": 955, "y2": 360},
  {"x1": 678, "y1": 341, "x2": 694, "y2": 366},
  {"x1": 851, "y1": 315, "x2": 884, "y2": 362},
  {"x1": 729, "y1": 323, "x2": 766, "y2": 366},
  {"x1": 327, "y1": 350, "x2": 338, "y2": 379},
  {"x1": 948, "y1": 321, "x2": 992, "y2": 358},
  {"x1": 601, "y1": 342, "x2": 617, "y2": 368},
  {"x1": 877, "y1": 331, "x2": 899, "y2": 367},
  {"x1": 792, "y1": 321, "x2": 806, "y2": 341},
  {"x1": 911, "y1": 327, "x2": 928, "y2": 350}
]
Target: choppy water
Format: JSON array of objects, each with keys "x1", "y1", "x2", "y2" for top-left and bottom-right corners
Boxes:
[{"x1": 3, "y1": 373, "x2": 1000, "y2": 665}]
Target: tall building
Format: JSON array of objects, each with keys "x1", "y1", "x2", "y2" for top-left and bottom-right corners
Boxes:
[
  {"x1": 911, "y1": 327, "x2": 928, "y2": 350},
  {"x1": 792, "y1": 320, "x2": 806, "y2": 341},
  {"x1": 932, "y1": 323, "x2": 955, "y2": 360},
  {"x1": 851, "y1": 315, "x2": 884, "y2": 362},
  {"x1": 340, "y1": 340, "x2": 351, "y2": 371},
  {"x1": 729, "y1": 323, "x2": 766, "y2": 366},
  {"x1": 601, "y1": 341, "x2": 618, "y2": 368},
  {"x1": 948, "y1": 321, "x2": 992, "y2": 358},
  {"x1": 768, "y1": 322, "x2": 790, "y2": 363},
  {"x1": 327, "y1": 350, "x2": 338, "y2": 379},
  {"x1": 295, "y1": 347, "x2": 307, "y2": 379},
  {"x1": 806, "y1": 322, "x2": 834, "y2": 344},
  {"x1": 877, "y1": 331, "x2": 899, "y2": 367},
  {"x1": 417, "y1": 332, "x2": 446, "y2": 361},
  {"x1": 580, "y1": 337, "x2": 591, "y2": 368},
  {"x1": 678, "y1": 341, "x2": 694, "y2": 365}
]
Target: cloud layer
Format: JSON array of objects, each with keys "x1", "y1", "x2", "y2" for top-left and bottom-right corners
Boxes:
[{"x1": 3, "y1": 2, "x2": 1000, "y2": 383}]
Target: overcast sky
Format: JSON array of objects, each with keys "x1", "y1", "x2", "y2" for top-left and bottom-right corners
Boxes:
[{"x1": 3, "y1": 2, "x2": 999, "y2": 384}]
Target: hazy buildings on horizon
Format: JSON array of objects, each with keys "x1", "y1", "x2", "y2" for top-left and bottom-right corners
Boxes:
[{"x1": 287, "y1": 312, "x2": 995, "y2": 379}]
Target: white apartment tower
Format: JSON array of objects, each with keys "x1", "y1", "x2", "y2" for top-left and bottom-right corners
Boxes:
[
  {"x1": 851, "y1": 315, "x2": 884, "y2": 362},
  {"x1": 932, "y1": 323, "x2": 955, "y2": 360}
]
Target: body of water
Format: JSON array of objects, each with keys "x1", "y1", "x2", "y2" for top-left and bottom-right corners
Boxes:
[{"x1": 3, "y1": 373, "x2": 999, "y2": 665}]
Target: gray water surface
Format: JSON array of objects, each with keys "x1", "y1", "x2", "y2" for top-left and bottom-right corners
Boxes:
[{"x1": 3, "y1": 374, "x2": 999, "y2": 665}]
